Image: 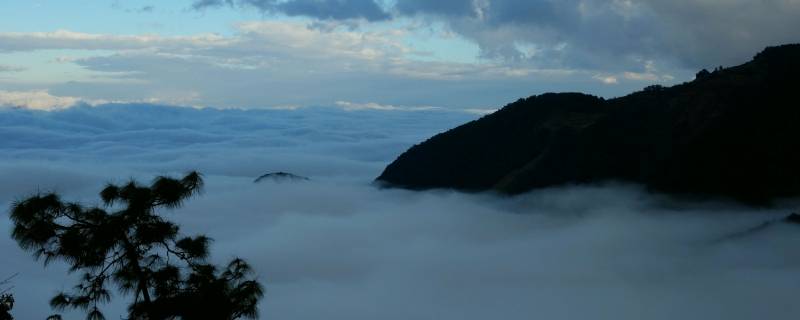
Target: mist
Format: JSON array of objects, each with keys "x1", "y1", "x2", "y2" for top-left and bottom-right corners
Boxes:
[{"x1": 2, "y1": 104, "x2": 799, "y2": 319}]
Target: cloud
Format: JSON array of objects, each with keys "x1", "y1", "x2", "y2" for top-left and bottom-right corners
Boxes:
[
  {"x1": 0, "y1": 103, "x2": 477, "y2": 179},
  {"x1": 0, "y1": 90, "x2": 199, "y2": 111},
  {"x1": 0, "y1": 90, "x2": 91, "y2": 110},
  {"x1": 396, "y1": 0, "x2": 800, "y2": 70},
  {"x1": 188, "y1": 0, "x2": 800, "y2": 72},
  {"x1": 1, "y1": 22, "x2": 637, "y2": 109},
  {"x1": 334, "y1": 101, "x2": 439, "y2": 111},
  {"x1": 0, "y1": 65, "x2": 25, "y2": 73},
  {"x1": 193, "y1": 0, "x2": 390, "y2": 21},
  {"x1": 593, "y1": 74, "x2": 619, "y2": 85},
  {"x1": 0, "y1": 30, "x2": 231, "y2": 52},
  {"x1": 1, "y1": 104, "x2": 800, "y2": 320},
  {"x1": 637, "y1": 0, "x2": 800, "y2": 67}
]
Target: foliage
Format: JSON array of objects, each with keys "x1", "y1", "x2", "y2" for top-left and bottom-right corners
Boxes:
[
  {"x1": 0, "y1": 295, "x2": 12, "y2": 320},
  {"x1": 1, "y1": 274, "x2": 16, "y2": 320},
  {"x1": 695, "y1": 68, "x2": 711, "y2": 79},
  {"x1": 643, "y1": 84, "x2": 665, "y2": 92},
  {"x1": 9, "y1": 172, "x2": 264, "y2": 320}
]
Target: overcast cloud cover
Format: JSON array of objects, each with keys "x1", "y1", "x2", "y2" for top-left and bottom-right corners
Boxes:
[{"x1": 2, "y1": 104, "x2": 800, "y2": 319}]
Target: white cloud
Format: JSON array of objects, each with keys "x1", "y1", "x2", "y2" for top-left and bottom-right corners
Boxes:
[
  {"x1": 594, "y1": 74, "x2": 619, "y2": 84},
  {"x1": 463, "y1": 107, "x2": 497, "y2": 115},
  {"x1": 0, "y1": 29, "x2": 232, "y2": 52},
  {"x1": 235, "y1": 21, "x2": 413, "y2": 62},
  {"x1": 0, "y1": 90, "x2": 88, "y2": 110},
  {"x1": 0, "y1": 23, "x2": 417, "y2": 75},
  {"x1": 0, "y1": 90, "x2": 212, "y2": 111},
  {"x1": 335, "y1": 100, "x2": 439, "y2": 111},
  {"x1": 623, "y1": 71, "x2": 659, "y2": 81}
]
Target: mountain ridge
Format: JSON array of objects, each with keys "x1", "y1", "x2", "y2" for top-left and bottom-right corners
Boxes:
[{"x1": 377, "y1": 44, "x2": 800, "y2": 204}]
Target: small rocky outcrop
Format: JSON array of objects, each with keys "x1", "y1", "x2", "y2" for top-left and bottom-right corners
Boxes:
[{"x1": 254, "y1": 172, "x2": 310, "y2": 183}]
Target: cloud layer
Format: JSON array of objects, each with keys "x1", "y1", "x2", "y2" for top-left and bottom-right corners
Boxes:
[
  {"x1": 1, "y1": 104, "x2": 800, "y2": 319},
  {"x1": 393, "y1": 0, "x2": 800, "y2": 68},
  {"x1": 2, "y1": 1, "x2": 798, "y2": 112},
  {"x1": 4, "y1": 22, "x2": 608, "y2": 109},
  {"x1": 191, "y1": 0, "x2": 800, "y2": 70},
  {"x1": 194, "y1": 0, "x2": 390, "y2": 21}
]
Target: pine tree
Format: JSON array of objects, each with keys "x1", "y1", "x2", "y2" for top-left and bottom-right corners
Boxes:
[
  {"x1": 9, "y1": 172, "x2": 263, "y2": 320},
  {"x1": 0, "y1": 295, "x2": 12, "y2": 320},
  {"x1": 0, "y1": 274, "x2": 16, "y2": 320}
]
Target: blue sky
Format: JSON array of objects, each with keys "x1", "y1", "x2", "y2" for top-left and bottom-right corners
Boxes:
[{"x1": 1, "y1": 0, "x2": 798, "y2": 110}]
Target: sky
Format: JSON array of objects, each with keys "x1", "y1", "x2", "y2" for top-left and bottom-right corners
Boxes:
[
  {"x1": 2, "y1": 104, "x2": 800, "y2": 319},
  {"x1": 1, "y1": 0, "x2": 799, "y2": 110}
]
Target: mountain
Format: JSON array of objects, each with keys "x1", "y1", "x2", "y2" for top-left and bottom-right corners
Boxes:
[
  {"x1": 254, "y1": 172, "x2": 310, "y2": 183},
  {"x1": 377, "y1": 44, "x2": 800, "y2": 204}
]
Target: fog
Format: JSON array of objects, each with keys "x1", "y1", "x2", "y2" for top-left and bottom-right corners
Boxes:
[{"x1": 2, "y1": 104, "x2": 799, "y2": 319}]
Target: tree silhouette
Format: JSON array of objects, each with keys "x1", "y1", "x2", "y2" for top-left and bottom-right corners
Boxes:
[
  {"x1": 9, "y1": 171, "x2": 263, "y2": 320},
  {"x1": 695, "y1": 68, "x2": 711, "y2": 79},
  {"x1": 1, "y1": 274, "x2": 17, "y2": 320},
  {"x1": 0, "y1": 294, "x2": 12, "y2": 320}
]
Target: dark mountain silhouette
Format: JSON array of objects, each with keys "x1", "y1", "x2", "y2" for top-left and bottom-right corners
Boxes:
[
  {"x1": 254, "y1": 172, "x2": 310, "y2": 183},
  {"x1": 785, "y1": 213, "x2": 800, "y2": 225},
  {"x1": 377, "y1": 44, "x2": 800, "y2": 204}
]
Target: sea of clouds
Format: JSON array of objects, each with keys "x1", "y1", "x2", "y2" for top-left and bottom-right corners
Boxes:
[{"x1": 1, "y1": 104, "x2": 800, "y2": 319}]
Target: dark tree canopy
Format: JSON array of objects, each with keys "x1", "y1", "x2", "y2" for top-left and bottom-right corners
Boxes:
[
  {"x1": 696, "y1": 68, "x2": 711, "y2": 79},
  {"x1": 9, "y1": 171, "x2": 263, "y2": 320},
  {"x1": 0, "y1": 274, "x2": 16, "y2": 320},
  {"x1": 0, "y1": 295, "x2": 12, "y2": 320}
]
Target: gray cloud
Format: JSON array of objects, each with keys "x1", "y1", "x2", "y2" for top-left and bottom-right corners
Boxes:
[
  {"x1": 193, "y1": 0, "x2": 390, "y2": 21},
  {"x1": 395, "y1": 0, "x2": 800, "y2": 69},
  {"x1": 394, "y1": 0, "x2": 474, "y2": 17},
  {"x1": 2, "y1": 104, "x2": 800, "y2": 319},
  {"x1": 190, "y1": 0, "x2": 800, "y2": 71}
]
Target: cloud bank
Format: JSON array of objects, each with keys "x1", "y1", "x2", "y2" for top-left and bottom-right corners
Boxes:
[{"x1": 1, "y1": 104, "x2": 800, "y2": 319}]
